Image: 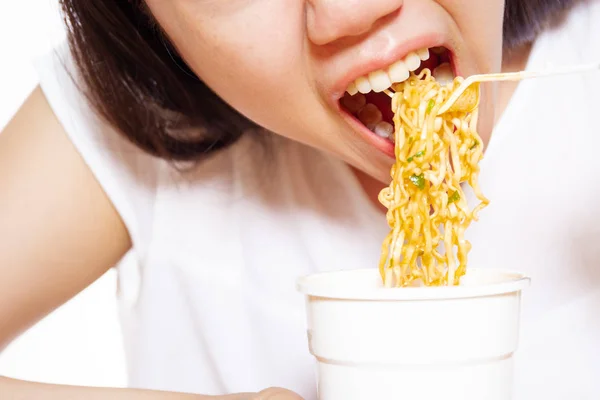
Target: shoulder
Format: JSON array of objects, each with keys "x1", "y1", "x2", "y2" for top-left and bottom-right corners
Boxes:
[
  {"x1": 32, "y1": 42, "x2": 257, "y2": 257},
  {"x1": 33, "y1": 43, "x2": 161, "y2": 253}
]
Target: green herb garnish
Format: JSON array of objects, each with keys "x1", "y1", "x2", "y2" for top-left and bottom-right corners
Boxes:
[
  {"x1": 409, "y1": 173, "x2": 426, "y2": 190},
  {"x1": 407, "y1": 150, "x2": 425, "y2": 162},
  {"x1": 470, "y1": 141, "x2": 479, "y2": 150},
  {"x1": 426, "y1": 99, "x2": 435, "y2": 113},
  {"x1": 448, "y1": 191, "x2": 460, "y2": 204}
]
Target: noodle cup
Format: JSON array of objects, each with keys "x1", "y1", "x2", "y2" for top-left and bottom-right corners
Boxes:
[{"x1": 296, "y1": 268, "x2": 530, "y2": 400}]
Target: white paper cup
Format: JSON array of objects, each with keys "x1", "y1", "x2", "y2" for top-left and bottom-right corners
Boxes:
[{"x1": 297, "y1": 268, "x2": 530, "y2": 400}]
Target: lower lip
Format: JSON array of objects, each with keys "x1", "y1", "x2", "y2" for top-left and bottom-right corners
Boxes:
[{"x1": 338, "y1": 107, "x2": 395, "y2": 158}]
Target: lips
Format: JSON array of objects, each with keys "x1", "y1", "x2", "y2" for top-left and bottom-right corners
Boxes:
[
  {"x1": 337, "y1": 45, "x2": 456, "y2": 157},
  {"x1": 311, "y1": 0, "x2": 471, "y2": 161}
]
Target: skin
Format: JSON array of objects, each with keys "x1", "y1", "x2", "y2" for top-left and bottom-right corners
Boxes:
[
  {"x1": 0, "y1": 0, "x2": 522, "y2": 398},
  {"x1": 147, "y1": 0, "x2": 504, "y2": 184}
]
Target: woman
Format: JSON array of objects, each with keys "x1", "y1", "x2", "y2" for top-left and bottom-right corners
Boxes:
[{"x1": 1, "y1": 0, "x2": 598, "y2": 399}]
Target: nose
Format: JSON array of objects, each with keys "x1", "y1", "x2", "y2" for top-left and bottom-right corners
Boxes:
[{"x1": 306, "y1": 0, "x2": 404, "y2": 46}]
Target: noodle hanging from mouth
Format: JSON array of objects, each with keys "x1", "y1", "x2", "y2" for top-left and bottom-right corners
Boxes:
[{"x1": 378, "y1": 68, "x2": 489, "y2": 288}]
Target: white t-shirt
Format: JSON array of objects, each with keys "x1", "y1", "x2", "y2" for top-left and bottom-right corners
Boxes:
[{"x1": 34, "y1": 1, "x2": 600, "y2": 399}]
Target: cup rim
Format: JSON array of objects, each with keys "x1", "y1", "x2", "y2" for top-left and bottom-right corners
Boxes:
[{"x1": 296, "y1": 268, "x2": 530, "y2": 301}]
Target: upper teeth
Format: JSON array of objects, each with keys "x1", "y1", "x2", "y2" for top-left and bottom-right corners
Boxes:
[{"x1": 346, "y1": 48, "x2": 431, "y2": 95}]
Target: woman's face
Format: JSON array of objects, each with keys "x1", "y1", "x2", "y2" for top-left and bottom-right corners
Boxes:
[{"x1": 146, "y1": 0, "x2": 504, "y2": 182}]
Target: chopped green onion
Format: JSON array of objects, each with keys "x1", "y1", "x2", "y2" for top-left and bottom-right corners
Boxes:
[
  {"x1": 407, "y1": 150, "x2": 425, "y2": 162},
  {"x1": 409, "y1": 173, "x2": 426, "y2": 190},
  {"x1": 448, "y1": 191, "x2": 460, "y2": 204},
  {"x1": 470, "y1": 141, "x2": 479, "y2": 150},
  {"x1": 426, "y1": 99, "x2": 435, "y2": 113}
]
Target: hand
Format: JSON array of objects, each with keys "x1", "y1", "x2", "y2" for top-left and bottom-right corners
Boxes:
[
  {"x1": 219, "y1": 388, "x2": 304, "y2": 400},
  {"x1": 0, "y1": 376, "x2": 305, "y2": 400}
]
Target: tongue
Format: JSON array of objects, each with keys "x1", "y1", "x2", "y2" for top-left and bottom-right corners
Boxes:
[{"x1": 365, "y1": 92, "x2": 395, "y2": 124}]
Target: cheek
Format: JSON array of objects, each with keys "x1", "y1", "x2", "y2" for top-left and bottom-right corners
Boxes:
[
  {"x1": 440, "y1": 0, "x2": 504, "y2": 71},
  {"x1": 169, "y1": 3, "x2": 314, "y2": 134},
  {"x1": 477, "y1": 82, "x2": 497, "y2": 148},
  {"x1": 432, "y1": 0, "x2": 504, "y2": 145}
]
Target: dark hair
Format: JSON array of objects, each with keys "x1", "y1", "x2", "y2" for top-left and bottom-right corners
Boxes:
[
  {"x1": 59, "y1": 0, "x2": 580, "y2": 161},
  {"x1": 59, "y1": 0, "x2": 257, "y2": 161},
  {"x1": 503, "y1": 0, "x2": 581, "y2": 49}
]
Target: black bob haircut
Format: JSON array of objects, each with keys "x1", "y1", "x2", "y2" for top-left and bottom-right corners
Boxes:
[{"x1": 58, "y1": 0, "x2": 581, "y2": 161}]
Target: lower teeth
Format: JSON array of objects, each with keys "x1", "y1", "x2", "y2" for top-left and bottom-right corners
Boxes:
[
  {"x1": 432, "y1": 62, "x2": 454, "y2": 86},
  {"x1": 342, "y1": 93, "x2": 395, "y2": 139},
  {"x1": 341, "y1": 92, "x2": 366, "y2": 114},
  {"x1": 358, "y1": 103, "x2": 382, "y2": 130},
  {"x1": 374, "y1": 121, "x2": 394, "y2": 139}
]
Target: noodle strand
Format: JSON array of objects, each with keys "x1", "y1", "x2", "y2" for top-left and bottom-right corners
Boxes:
[{"x1": 378, "y1": 69, "x2": 489, "y2": 287}]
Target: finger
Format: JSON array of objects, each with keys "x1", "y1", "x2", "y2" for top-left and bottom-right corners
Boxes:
[
  {"x1": 205, "y1": 393, "x2": 256, "y2": 400},
  {"x1": 254, "y1": 387, "x2": 304, "y2": 400}
]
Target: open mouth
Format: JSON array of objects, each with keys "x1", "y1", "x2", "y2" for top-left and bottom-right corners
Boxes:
[{"x1": 339, "y1": 46, "x2": 455, "y2": 146}]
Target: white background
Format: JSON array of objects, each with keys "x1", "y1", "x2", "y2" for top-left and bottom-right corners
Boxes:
[{"x1": 0, "y1": 0, "x2": 127, "y2": 387}]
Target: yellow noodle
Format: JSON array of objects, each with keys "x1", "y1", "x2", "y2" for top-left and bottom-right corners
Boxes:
[{"x1": 378, "y1": 69, "x2": 489, "y2": 287}]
